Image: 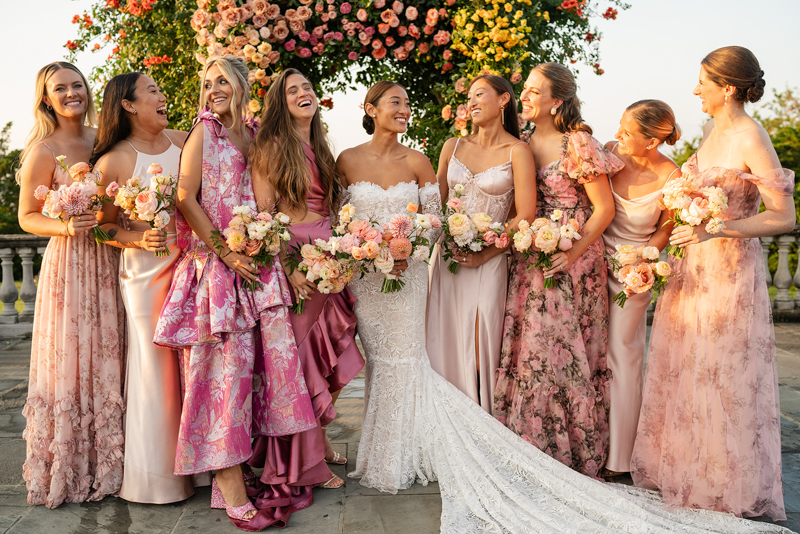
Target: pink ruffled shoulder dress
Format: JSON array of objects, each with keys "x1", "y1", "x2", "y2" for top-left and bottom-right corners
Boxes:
[
  {"x1": 493, "y1": 131, "x2": 624, "y2": 480},
  {"x1": 153, "y1": 109, "x2": 316, "y2": 483},
  {"x1": 22, "y1": 144, "x2": 126, "y2": 508},
  {"x1": 631, "y1": 153, "x2": 793, "y2": 521}
]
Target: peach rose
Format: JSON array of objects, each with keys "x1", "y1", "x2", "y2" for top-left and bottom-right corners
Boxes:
[
  {"x1": 654, "y1": 261, "x2": 672, "y2": 277},
  {"x1": 300, "y1": 243, "x2": 326, "y2": 262},
  {"x1": 135, "y1": 190, "x2": 159, "y2": 220},
  {"x1": 471, "y1": 212, "x2": 492, "y2": 233},
  {"x1": 614, "y1": 244, "x2": 638, "y2": 266},
  {"x1": 244, "y1": 238, "x2": 263, "y2": 256},
  {"x1": 447, "y1": 213, "x2": 471, "y2": 236},
  {"x1": 631, "y1": 263, "x2": 655, "y2": 293},
  {"x1": 441, "y1": 104, "x2": 452, "y2": 120},
  {"x1": 534, "y1": 226, "x2": 559, "y2": 254},
  {"x1": 350, "y1": 247, "x2": 367, "y2": 260},
  {"x1": 517, "y1": 220, "x2": 531, "y2": 233},
  {"x1": 362, "y1": 240, "x2": 380, "y2": 258},
  {"x1": 347, "y1": 219, "x2": 371, "y2": 237},
  {"x1": 68, "y1": 161, "x2": 91, "y2": 181}
]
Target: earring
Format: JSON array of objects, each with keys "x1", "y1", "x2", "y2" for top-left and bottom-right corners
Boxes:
[
  {"x1": 724, "y1": 94, "x2": 728, "y2": 106},
  {"x1": 500, "y1": 105, "x2": 505, "y2": 125},
  {"x1": 550, "y1": 107, "x2": 557, "y2": 116},
  {"x1": 132, "y1": 109, "x2": 137, "y2": 114},
  {"x1": 46, "y1": 104, "x2": 52, "y2": 111}
]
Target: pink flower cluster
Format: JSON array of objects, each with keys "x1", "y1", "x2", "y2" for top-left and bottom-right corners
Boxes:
[
  {"x1": 609, "y1": 244, "x2": 672, "y2": 307},
  {"x1": 512, "y1": 212, "x2": 582, "y2": 288},
  {"x1": 659, "y1": 176, "x2": 728, "y2": 258},
  {"x1": 292, "y1": 238, "x2": 360, "y2": 312}
]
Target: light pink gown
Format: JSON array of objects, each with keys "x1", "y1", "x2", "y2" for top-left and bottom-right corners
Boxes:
[
  {"x1": 601, "y1": 160, "x2": 677, "y2": 473},
  {"x1": 426, "y1": 138, "x2": 520, "y2": 413},
  {"x1": 22, "y1": 145, "x2": 125, "y2": 508},
  {"x1": 631, "y1": 153, "x2": 793, "y2": 521}
]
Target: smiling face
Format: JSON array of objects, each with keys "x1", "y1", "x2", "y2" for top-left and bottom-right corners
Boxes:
[
  {"x1": 284, "y1": 73, "x2": 317, "y2": 123},
  {"x1": 693, "y1": 65, "x2": 728, "y2": 115},
  {"x1": 368, "y1": 85, "x2": 410, "y2": 134},
  {"x1": 614, "y1": 110, "x2": 655, "y2": 156},
  {"x1": 43, "y1": 68, "x2": 88, "y2": 119},
  {"x1": 203, "y1": 64, "x2": 240, "y2": 121},
  {"x1": 519, "y1": 69, "x2": 560, "y2": 125},
  {"x1": 126, "y1": 75, "x2": 168, "y2": 129},
  {"x1": 467, "y1": 78, "x2": 508, "y2": 129}
]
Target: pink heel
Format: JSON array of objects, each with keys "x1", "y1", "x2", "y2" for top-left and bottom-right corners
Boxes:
[{"x1": 211, "y1": 477, "x2": 257, "y2": 521}]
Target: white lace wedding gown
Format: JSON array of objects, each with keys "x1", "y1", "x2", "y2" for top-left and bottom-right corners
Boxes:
[{"x1": 344, "y1": 181, "x2": 790, "y2": 534}]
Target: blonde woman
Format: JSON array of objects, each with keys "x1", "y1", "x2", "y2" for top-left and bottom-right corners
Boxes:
[{"x1": 17, "y1": 62, "x2": 125, "y2": 508}]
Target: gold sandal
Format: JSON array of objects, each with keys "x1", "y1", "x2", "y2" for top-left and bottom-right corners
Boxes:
[{"x1": 316, "y1": 474, "x2": 345, "y2": 489}]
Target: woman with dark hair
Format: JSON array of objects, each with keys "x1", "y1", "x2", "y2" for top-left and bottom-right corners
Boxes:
[
  {"x1": 426, "y1": 74, "x2": 536, "y2": 413},
  {"x1": 93, "y1": 72, "x2": 196, "y2": 504},
  {"x1": 600, "y1": 100, "x2": 681, "y2": 481},
  {"x1": 493, "y1": 63, "x2": 622, "y2": 479},
  {"x1": 247, "y1": 68, "x2": 364, "y2": 507},
  {"x1": 632, "y1": 46, "x2": 794, "y2": 520},
  {"x1": 17, "y1": 61, "x2": 125, "y2": 509}
]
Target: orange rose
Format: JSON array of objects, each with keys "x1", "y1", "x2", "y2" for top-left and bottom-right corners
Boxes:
[{"x1": 351, "y1": 247, "x2": 367, "y2": 260}]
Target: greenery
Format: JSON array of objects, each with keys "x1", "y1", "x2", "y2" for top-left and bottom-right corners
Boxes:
[{"x1": 0, "y1": 123, "x2": 23, "y2": 235}]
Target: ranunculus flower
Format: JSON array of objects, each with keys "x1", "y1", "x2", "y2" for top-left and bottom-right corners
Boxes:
[
  {"x1": 447, "y1": 213, "x2": 471, "y2": 236},
  {"x1": 350, "y1": 246, "x2": 366, "y2": 260},
  {"x1": 654, "y1": 261, "x2": 672, "y2": 277},
  {"x1": 446, "y1": 197, "x2": 462, "y2": 210},
  {"x1": 362, "y1": 240, "x2": 380, "y2": 258},
  {"x1": 615, "y1": 244, "x2": 638, "y2": 266},
  {"x1": 497, "y1": 233, "x2": 510, "y2": 248},
  {"x1": 513, "y1": 230, "x2": 531, "y2": 251},
  {"x1": 471, "y1": 212, "x2": 492, "y2": 233}
]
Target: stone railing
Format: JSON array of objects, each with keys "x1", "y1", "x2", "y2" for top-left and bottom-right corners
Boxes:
[{"x1": 0, "y1": 234, "x2": 50, "y2": 337}]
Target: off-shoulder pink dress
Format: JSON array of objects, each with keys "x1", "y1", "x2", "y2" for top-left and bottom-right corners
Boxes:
[
  {"x1": 494, "y1": 131, "x2": 624, "y2": 479},
  {"x1": 631, "y1": 154, "x2": 793, "y2": 521},
  {"x1": 153, "y1": 110, "x2": 316, "y2": 485}
]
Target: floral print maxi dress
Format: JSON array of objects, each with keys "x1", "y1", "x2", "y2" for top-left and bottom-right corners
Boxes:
[
  {"x1": 631, "y1": 154, "x2": 794, "y2": 521},
  {"x1": 494, "y1": 131, "x2": 623, "y2": 479}
]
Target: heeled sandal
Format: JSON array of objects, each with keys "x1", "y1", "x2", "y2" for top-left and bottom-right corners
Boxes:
[
  {"x1": 211, "y1": 477, "x2": 258, "y2": 521},
  {"x1": 316, "y1": 474, "x2": 345, "y2": 489},
  {"x1": 600, "y1": 468, "x2": 629, "y2": 481},
  {"x1": 324, "y1": 451, "x2": 347, "y2": 465},
  {"x1": 241, "y1": 466, "x2": 257, "y2": 486}
]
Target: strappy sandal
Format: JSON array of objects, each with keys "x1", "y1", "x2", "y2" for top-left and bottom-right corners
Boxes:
[
  {"x1": 211, "y1": 477, "x2": 258, "y2": 527},
  {"x1": 316, "y1": 474, "x2": 345, "y2": 489},
  {"x1": 600, "y1": 468, "x2": 629, "y2": 481},
  {"x1": 241, "y1": 466, "x2": 257, "y2": 486},
  {"x1": 325, "y1": 451, "x2": 347, "y2": 465}
]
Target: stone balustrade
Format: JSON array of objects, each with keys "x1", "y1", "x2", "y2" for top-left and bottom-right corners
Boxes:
[{"x1": 0, "y1": 235, "x2": 50, "y2": 337}]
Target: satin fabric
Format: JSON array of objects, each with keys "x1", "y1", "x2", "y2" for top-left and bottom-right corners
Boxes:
[{"x1": 601, "y1": 180, "x2": 662, "y2": 473}]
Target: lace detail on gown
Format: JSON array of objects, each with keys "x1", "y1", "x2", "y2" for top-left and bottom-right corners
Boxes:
[
  {"x1": 344, "y1": 181, "x2": 786, "y2": 533},
  {"x1": 418, "y1": 181, "x2": 442, "y2": 243}
]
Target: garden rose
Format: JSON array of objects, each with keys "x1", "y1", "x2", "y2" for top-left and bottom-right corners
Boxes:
[
  {"x1": 356, "y1": 8, "x2": 368, "y2": 21},
  {"x1": 510, "y1": 72, "x2": 523, "y2": 84},
  {"x1": 446, "y1": 197, "x2": 462, "y2": 210},
  {"x1": 534, "y1": 226, "x2": 558, "y2": 253},
  {"x1": 412, "y1": 245, "x2": 430, "y2": 261},
  {"x1": 372, "y1": 47, "x2": 387, "y2": 59},
  {"x1": 454, "y1": 118, "x2": 467, "y2": 131},
  {"x1": 513, "y1": 230, "x2": 532, "y2": 251},
  {"x1": 300, "y1": 243, "x2": 326, "y2": 262},
  {"x1": 105, "y1": 182, "x2": 120, "y2": 196},
  {"x1": 373, "y1": 0, "x2": 386, "y2": 8},
  {"x1": 654, "y1": 261, "x2": 671, "y2": 277},
  {"x1": 615, "y1": 244, "x2": 638, "y2": 266},
  {"x1": 454, "y1": 77, "x2": 467, "y2": 93},
  {"x1": 496, "y1": 232, "x2": 510, "y2": 248},
  {"x1": 447, "y1": 213, "x2": 471, "y2": 236},
  {"x1": 244, "y1": 238, "x2": 263, "y2": 256},
  {"x1": 483, "y1": 231, "x2": 498, "y2": 246},
  {"x1": 408, "y1": 24, "x2": 421, "y2": 38},
  {"x1": 456, "y1": 104, "x2": 468, "y2": 119},
  {"x1": 364, "y1": 228, "x2": 382, "y2": 243},
  {"x1": 632, "y1": 263, "x2": 655, "y2": 293},
  {"x1": 362, "y1": 240, "x2": 380, "y2": 258},
  {"x1": 641, "y1": 246, "x2": 660, "y2": 261},
  {"x1": 135, "y1": 190, "x2": 159, "y2": 221},
  {"x1": 405, "y1": 5, "x2": 418, "y2": 19},
  {"x1": 471, "y1": 212, "x2": 492, "y2": 233}
]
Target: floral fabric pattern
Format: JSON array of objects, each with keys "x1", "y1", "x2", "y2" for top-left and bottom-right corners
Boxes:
[
  {"x1": 631, "y1": 154, "x2": 794, "y2": 521},
  {"x1": 22, "y1": 162, "x2": 126, "y2": 508},
  {"x1": 154, "y1": 109, "x2": 316, "y2": 475},
  {"x1": 494, "y1": 131, "x2": 623, "y2": 479}
]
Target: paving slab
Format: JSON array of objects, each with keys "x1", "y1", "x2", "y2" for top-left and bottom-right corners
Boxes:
[{"x1": 342, "y1": 494, "x2": 442, "y2": 534}]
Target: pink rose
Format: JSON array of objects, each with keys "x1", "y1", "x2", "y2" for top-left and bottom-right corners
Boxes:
[
  {"x1": 364, "y1": 228, "x2": 382, "y2": 242},
  {"x1": 356, "y1": 8, "x2": 367, "y2": 21},
  {"x1": 454, "y1": 77, "x2": 467, "y2": 94},
  {"x1": 299, "y1": 47, "x2": 312, "y2": 58},
  {"x1": 245, "y1": 238, "x2": 263, "y2": 256},
  {"x1": 405, "y1": 5, "x2": 418, "y2": 19},
  {"x1": 496, "y1": 233, "x2": 510, "y2": 248},
  {"x1": 348, "y1": 51, "x2": 358, "y2": 60},
  {"x1": 426, "y1": 8, "x2": 438, "y2": 23},
  {"x1": 558, "y1": 238, "x2": 573, "y2": 251},
  {"x1": 398, "y1": 26, "x2": 409, "y2": 37},
  {"x1": 632, "y1": 263, "x2": 656, "y2": 293},
  {"x1": 34, "y1": 185, "x2": 50, "y2": 200},
  {"x1": 446, "y1": 197, "x2": 462, "y2": 210},
  {"x1": 373, "y1": 0, "x2": 386, "y2": 8},
  {"x1": 284, "y1": 39, "x2": 296, "y2": 51},
  {"x1": 297, "y1": 5, "x2": 312, "y2": 19},
  {"x1": 483, "y1": 231, "x2": 497, "y2": 245},
  {"x1": 348, "y1": 219, "x2": 372, "y2": 237},
  {"x1": 392, "y1": 0, "x2": 403, "y2": 14},
  {"x1": 385, "y1": 36, "x2": 396, "y2": 47},
  {"x1": 408, "y1": 24, "x2": 421, "y2": 38},
  {"x1": 432, "y1": 29, "x2": 450, "y2": 46},
  {"x1": 443, "y1": 49, "x2": 451, "y2": 60},
  {"x1": 135, "y1": 190, "x2": 159, "y2": 220},
  {"x1": 428, "y1": 214, "x2": 442, "y2": 229},
  {"x1": 404, "y1": 38, "x2": 415, "y2": 51},
  {"x1": 510, "y1": 72, "x2": 523, "y2": 84},
  {"x1": 456, "y1": 104, "x2": 468, "y2": 119},
  {"x1": 372, "y1": 47, "x2": 387, "y2": 59},
  {"x1": 340, "y1": 2, "x2": 352, "y2": 13},
  {"x1": 442, "y1": 62, "x2": 453, "y2": 72}
]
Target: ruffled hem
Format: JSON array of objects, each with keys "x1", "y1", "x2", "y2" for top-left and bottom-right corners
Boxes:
[{"x1": 154, "y1": 251, "x2": 293, "y2": 348}]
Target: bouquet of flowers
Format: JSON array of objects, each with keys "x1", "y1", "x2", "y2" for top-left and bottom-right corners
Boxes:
[
  {"x1": 108, "y1": 163, "x2": 178, "y2": 257},
  {"x1": 209, "y1": 205, "x2": 293, "y2": 291},
  {"x1": 336, "y1": 202, "x2": 441, "y2": 293},
  {"x1": 607, "y1": 244, "x2": 673, "y2": 308},
  {"x1": 659, "y1": 176, "x2": 728, "y2": 258},
  {"x1": 286, "y1": 237, "x2": 362, "y2": 314},
  {"x1": 34, "y1": 156, "x2": 112, "y2": 244},
  {"x1": 511, "y1": 210, "x2": 582, "y2": 289},
  {"x1": 440, "y1": 184, "x2": 509, "y2": 274}
]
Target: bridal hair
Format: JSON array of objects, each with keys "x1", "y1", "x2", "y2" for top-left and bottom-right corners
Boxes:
[
  {"x1": 198, "y1": 55, "x2": 251, "y2": 121},
  {"x1": 17, "y1": 62, "x2": 96, "y2": 183},
  {"x1": 468, "y1": 75, "x2": 520, "y2": 139},
  {"x1": 90, "y1": 72, "x2": 143, "y2": 165},
  {"x1": 251, "y1": 68, "x2": 339, "y2": 214},
  {"x1": 362, "y1": 81, "x2": 404, "y2": 135},
  {"x1": 533, "y1": 63, "x2": 592, "y2": 135},
  {"x1": 701, "y1": 46, "x2": 765, "y2": 104},
  {"x1": 626, "y1": 100, "x2": 682, "y2": 146}
]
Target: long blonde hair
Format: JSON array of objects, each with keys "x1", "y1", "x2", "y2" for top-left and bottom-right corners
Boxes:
[
  {"x1": 198, "y1": 55, "x2": 251, "y2": 120},
  {"x1": 16, "y1": 62, "x2": 96, "y2": 183}
]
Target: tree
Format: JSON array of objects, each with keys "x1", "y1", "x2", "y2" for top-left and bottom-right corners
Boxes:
[
  {"x1": 67, "y1": 0, "x2": 627, "y2": 160},
  {"x1": 0, "y1": 123, "x2": 23, "y2": 235}
]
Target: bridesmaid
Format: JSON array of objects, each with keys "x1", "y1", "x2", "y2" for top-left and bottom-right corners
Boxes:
[
  {"x1": 632, "y1": 46, "x2": 794, "y2": 520},
  {"x1": 426, "y1": 74, "x2": 536, "y2": 413},
  {"x1": 493, "y1": 63, "x2": 622, "y2": 479},
  {"x1": 92, "y1": 72, "x2": 196, "y2": 504},
  {"x1": 17, "y1": 62, "x2": 124, "y2": 508},
  {"x1": 600, "y1": 100, "x2": 680, "y2": 480},
  {"x1": 248, "y1": 68, "x2": 365, "y2": 504},
  {"x1": 154, "y1": 56, "x2": 315, "y2": 529}
]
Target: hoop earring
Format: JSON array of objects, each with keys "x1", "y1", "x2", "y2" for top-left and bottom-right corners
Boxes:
[
  {"x1": 550, "y1": 107, "x2": 557, "y2": 116},
  {"x1": 46, "y1": 104, "x2": 52, "y2": 111},
  {"x1": 500, "y1": 105, "x2": 505, "y2": 125}
]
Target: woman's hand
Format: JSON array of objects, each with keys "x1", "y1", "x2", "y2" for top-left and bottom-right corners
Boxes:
[
  {"x1": 390, "y1": 259, "x2": 409, "y2": 275},
  {"x1": 542, "y1": 250, "x2": 574, "y2": 277},
  {"x1": 66, "y1": 210, "x2": 98, "y2": 236},
  {"x1": 139, "y1": 228, "x2": 167, "y2": 253},
  {"x1": 222, "y1": 251, "x2": 260, "y2": 282},
  {"x1": 458, "y1": 249, "x2": 490, "y2": 269},
  {"x1": 286, "y1": 268, "x2": 317, "y2": 302},
  {"x1": 669, "y1": 224, "x2": 711, "y2": 248}
]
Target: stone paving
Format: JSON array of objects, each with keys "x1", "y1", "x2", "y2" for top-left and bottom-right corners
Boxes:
[{"x1": 1, "y1": 326, "x2": 800, "y2": 533}]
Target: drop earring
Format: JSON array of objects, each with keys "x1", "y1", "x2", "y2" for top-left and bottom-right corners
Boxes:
[
  {"x1": 500, "y1": 105, "x2": 505, "y2": 125},
  {"x1": 550, "y1": 107, "x2": 557, "y2": 116},
  {"x1": 724, "y1": 94, "x2": 728, "y2": 106}
]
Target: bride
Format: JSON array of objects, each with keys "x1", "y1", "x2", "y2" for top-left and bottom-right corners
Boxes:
[{"x1": 337, "y1": 80, "x2": 789, "y2": 533}]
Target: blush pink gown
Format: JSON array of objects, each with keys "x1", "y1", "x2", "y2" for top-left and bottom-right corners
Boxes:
[{"x1": 631, "y1": 153, "x2": 793, "y2": 521}]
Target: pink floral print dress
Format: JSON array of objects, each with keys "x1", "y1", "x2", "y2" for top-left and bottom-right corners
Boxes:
[
  {"x1": 631, "y1": 154, "x2": 794, "y2": 521},
  {"x1": 22, "y1": 147, "x2": 126, "y2": 508},
  {"x1": 494, "y1": 131, "x2": 624, "y2": 479},
  {"x1": 153, "y1": 109, "x2": 316, "y2": 475}
]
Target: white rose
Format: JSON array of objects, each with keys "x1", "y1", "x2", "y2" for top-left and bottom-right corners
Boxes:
[
  {"x1": 705, "y1": 218, "x2": 724, "y2": 234},
  {"x1": 277, "y1": 213, "x2": 290, "y2": 224},
  {"x1": 454, "y1": 183, "x2": 464, "y2": 194},
  {"x1": 374, "y1": 247, "x2": 394, "y2": 274},
  {"x1": 642, "y1": 246, "x2": 660, "y2": 261},
  {"x1": 412, "y1": 245, "x2": 430, "y2": 261},
  {"x1": 550, "y1": 209, "x2": 563, "y2": 222},
  {"x1": 153, "y1": 210, "x2": 171, "y2": 229}
]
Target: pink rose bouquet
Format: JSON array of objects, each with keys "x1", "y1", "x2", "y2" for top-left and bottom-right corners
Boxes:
[
  {"x1": 34, "y1": 156, "x2": 112, "y2": 244},
  {"x1": 440, "y1": 183, "x2": 507, "y2": 274},
  {"x1": 210, "y1": 205, "x2": 293, "y2": 291},
  {"x1": 659, "y1": 176, "x2": 728, "y2": 258},
  {"x1": 511, "y1": 210, "x2": 582, "y2": 288},
  {"x1": 108, "y1": 163, "x2": 179, "y2": 257},
  {"x1": 607, "y1": 244, "x2": 673, "y2": 307}
]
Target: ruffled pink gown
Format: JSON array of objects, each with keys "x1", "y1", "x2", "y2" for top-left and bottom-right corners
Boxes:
[
  {"x1": 22, "y1": 146, "x2": 126, "y2": 508},
  {"x1": 247, "y1": 142, "x2": 364, "y2": 518},
  {"x1": 494, "y1": 131, "x2": 624, "y2": 479},
  {"x1": 153, "y1": 111, "x2": 316, "y2": 500},
  {"x1": 631, "y1": 154, "x2": 794, "y2": 521}
]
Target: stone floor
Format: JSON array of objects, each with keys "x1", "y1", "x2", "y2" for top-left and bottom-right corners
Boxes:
[{"x1": 2, "y1": 326, "x2": 800, "y2": 533}]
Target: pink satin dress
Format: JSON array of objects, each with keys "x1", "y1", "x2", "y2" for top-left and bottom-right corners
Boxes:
[{"x1": 601, "y1": 158, "x2": 676, "y2": 473}]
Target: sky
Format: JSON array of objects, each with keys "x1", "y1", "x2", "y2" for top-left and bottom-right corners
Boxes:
[{"x1": 3, "y1": 0, "x2": 800, "y2": 156}]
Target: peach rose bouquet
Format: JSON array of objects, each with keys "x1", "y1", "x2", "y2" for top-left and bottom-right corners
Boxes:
[
  {"x1": 209, "y1": 205, "x2": 293, "y2": 291},
  {"x1": 34, "y1": 156, "x2": 112, "y2": 244},
  {"x1": 659, "y1": 176, "x2": 728, "y2": 258},
  {"x1": 108, "y1": 163, "x2": 179, "y2": 257},
  {"x1": 440, "y1": 184, "x2": 508, "y2": 274},
  {"x1": 511, "y1": 210, "x2": 582, "y2": 288},
  {"x1": 607, "y1": 244, "x2": 673, "y2": 307}
]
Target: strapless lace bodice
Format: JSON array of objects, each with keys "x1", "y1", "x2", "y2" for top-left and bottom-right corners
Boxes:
[
  {"x1": 346, "y1": 181, "x2": 422, "y2": 225},
  {"x1": 448, "y1": 156, "x2": 515, "y2": 224}
]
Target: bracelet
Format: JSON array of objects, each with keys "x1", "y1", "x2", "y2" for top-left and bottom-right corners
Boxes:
[{"x1": 64, "y1": 218, "x2": 72, "y2": 237}]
